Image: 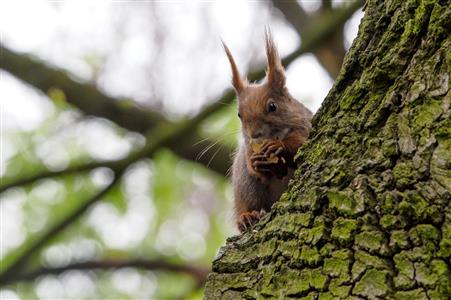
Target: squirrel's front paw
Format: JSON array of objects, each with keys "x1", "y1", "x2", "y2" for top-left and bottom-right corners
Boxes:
[
  {"x1": 250, "y1": 140, "x2": 288, "y2": 179},
  {"x1": 250, "y1": 153, "x2": 274, "y2": 174},
  {"x1": 237, "y1": 210, "x2": 266, "y2": 232},
  {"x1": 259, "y1": 140, "x2": 284, "y2": 159}
]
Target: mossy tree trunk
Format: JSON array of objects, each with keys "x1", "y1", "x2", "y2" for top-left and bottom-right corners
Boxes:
[{"x1": 205, "y1": 0, "x2": 450, "y2": 298}]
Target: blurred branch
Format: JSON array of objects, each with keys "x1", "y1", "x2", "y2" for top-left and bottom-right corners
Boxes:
[
  {"x1": 0, "y1": 161, "x2": 107, "y2": 194},
  {"x1": 2, "y1": 259, "x2": 210, "y2": 286},
  {"x1": 0, "y1": 47, "x2": 165, "y2": 132},
  {"x1": 271, "y1": 0, "x2": 364, "y2": 78},
  {"x1": 0, "y1": 172, "x2": 122, "y2": 285},
  {"x1": 0, "y1": 100, "x2": 228, "y2": 283},
  {"x1": 0, "y1": 3, "x2": 361, "y2": 193},
  {"x1": 321, "y1": 0, "x2": 332, "y2": 12}
]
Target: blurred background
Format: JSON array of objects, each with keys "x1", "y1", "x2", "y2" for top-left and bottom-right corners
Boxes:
[{"x1": 0, "y1": 0, "x2": 363, "y2": 299}]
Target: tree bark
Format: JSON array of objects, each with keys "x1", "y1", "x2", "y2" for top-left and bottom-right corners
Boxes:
[{"x1": 205, "y1": 0, "x2": 450, "y2": 298}]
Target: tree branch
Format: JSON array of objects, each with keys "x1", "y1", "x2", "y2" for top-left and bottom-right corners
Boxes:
[
  {"x1": 0, "y1": 2, "x2": 362, "y2": 193},
  {"x1": 321, "y1": 0, "x2": 332, "y2": 12},
  {"x1": 271, "y1": 0, "x2": 363, "y2": 78},
  {"x1": 0, "y1": 161, "x2": 106, "y2": 194},
  {"x1": 2, "y1": 259, "x2": 210, "y2": 286},
  {"x1": 0, "y1": 47, "x2": 165, "y2": 132},
  {"x1": 0, "y1": 171, "x2": 122, "y2": 284},
  {"x1": 0, "y1": 101, "x2": 234, "y2": 282}
]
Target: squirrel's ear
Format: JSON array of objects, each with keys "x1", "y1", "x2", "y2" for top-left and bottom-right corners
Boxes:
[
  {"x1": 222, "y1": 40, "x2": 246, "y2": 95},
  {"x1": 265, "y1": 29, "x2": 286, "y2": 91}
]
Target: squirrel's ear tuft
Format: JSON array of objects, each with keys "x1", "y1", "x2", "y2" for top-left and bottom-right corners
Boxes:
[
  {"x1": 265, "y1": 29, "x2": 286, "y2": 91},
  {"x1": 222, "y1": 40, "x2": 246, "y2": 95}
]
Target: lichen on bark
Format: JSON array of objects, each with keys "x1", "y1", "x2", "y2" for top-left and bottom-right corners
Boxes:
[{"x1": 205, "y1": 0, "x2": 450, "y2": 299}]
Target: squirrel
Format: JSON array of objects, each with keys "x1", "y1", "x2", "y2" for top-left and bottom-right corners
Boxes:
[{"x1": 222, "y1": 31, "x2": 313, "y2": 232}]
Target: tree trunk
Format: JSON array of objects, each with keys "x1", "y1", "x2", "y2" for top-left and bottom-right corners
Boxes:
[{"x1": 205, "y1": 0, "x2": 450, "y2": 298}]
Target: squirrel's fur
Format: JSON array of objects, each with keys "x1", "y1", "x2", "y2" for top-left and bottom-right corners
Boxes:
[{"x1": 223, "y1": 31, "x2": 313, "y2": 232}]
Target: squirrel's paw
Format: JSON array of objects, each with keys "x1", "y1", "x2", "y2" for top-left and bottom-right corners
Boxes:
[
  {"x1": 260, "y1": 140, "x2": 284, "y2": 158},
  {"x1": 248, "y1": 154, "x2": 272, "y2": 182},
  {"x1": 251, "y1": 154, "x2": 274, "y2": 173},
  {"x1": 237, "y1": 210, "x2": 266, "y2": 232},
  {"x1": 250, "y1": 141, "x2": 287, "y2": 180}
]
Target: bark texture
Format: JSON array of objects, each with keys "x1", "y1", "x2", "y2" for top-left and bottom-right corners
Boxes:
[{"x1": 205, "y1": 0, "x2": 450, "y2": 298}]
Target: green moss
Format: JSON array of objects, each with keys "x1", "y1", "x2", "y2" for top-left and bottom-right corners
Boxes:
[
  {"x1": 351, "y1": 260, "x2": 366, "y2": 281},
  {"x1": 301, "y1": 140, "x2": 329, "y2": 165},
  {"x1": 412, "y1": 99, "x2": 443, "y2": 130},
  {"x1": 266, "y1": 266, "x2": 329, "y2": 297},
  {"x1": 394, "y1": 252, "x2": 415, "y2": 281},
  {"x1": 435, "y1": 117, "x2": 451, "y2": 138},
  {"x1": 329, "y1": 278, "x2": 351, "y2": 298},
  {"x1": 438, "y1": 218, "x2": 451, "y2": 258},
  {"x1": 310, "y1": 268, "x2": 328, "y2": 290},
  {"x1": 393, "y1": 161, "x2": 417, "y2": 187},
  {"x1": 339, "y1": 84, "x2": 367, "y2": 111},
  {"x1": 299, "y1": 216, "x2": 327, "y2": 245},
  {"x1": 381, "y1": 191, "x2": 398, "y2": 214},
  {"x1": 353, "y1": 269, "x2": 390, "y2": 298},
  {"x1": 398, "y1": 192, "x2": 430, "y2": 220},
  {"x1": 331, "y1": 217, "x2": 358, "y2": 244},
  {"x1": 415, "y1": 262, "x2": 440, "y2": 286},
  {"x1": 328, "y1": 191, "x2": 364, "y2": 216},
  {"x1": 263, "y1": 266, "x2": 310, "y2": 296},
  {"x1": 394, "y1": 289, "x2": 428, "y2": 300},
  {"x1": 215, "y1": 238, "x2": 277, "y2": 272},
  {"x1": 409, "y1": 224, "x2": 439, "y2": 247},
  {"x1": 278, "y1": 240, "x2": 301, "y2": 260},
  {"x1": 382, "y1": 138, "x2": 398, "y2": 158},
  {"x1": 323, "y1": 256, "x2": 350, "y2": 280},
  {"x1": 294, "y1": 213, "x2": 314, "y2": 227},
  {"x1": 317, "y1": 292, "x2": 337, "y2": 300},
  {"x1": 265, "y1": 213, "x2": 313, "y2": 235},
  {"x1": 390, "y1": 230, "x2": 411, "y2": 249},
  {"x1": 400, "y1": 0, "x2": 434, "y2": 44},
  {"x1": 319, "y1": 243, "x2": 336, "y2": 257},
  {"x1": 355, "y1": 250, "x2": 391, "y2": 270},
  {"x1": 297, "y1": 187, "x2": 322, "y2": 211},
  {"x1": 380, "y1": 214, "x2": 402, "y2": 229},
  {"x1": 394, "y1": 274, "x2": 416, "y2": 289},
  {"x1": 300, "y1": 245, "x2": 321, "y2": 265},
  {"x1": 405, "y1": 246, "x2": 433, "y2": 261},
  {"x1": 351, "y1": 250, "x2": 392, "y2": 282},
  {"x1": 205, "y1": 272, "x2": 257, "y2": 295},
  {"x1": 355, "y1": 230, "x2": 385, "y2": 252},
  {"x1": 431, "y1": 259, "x2": 451, "y2": 297}
]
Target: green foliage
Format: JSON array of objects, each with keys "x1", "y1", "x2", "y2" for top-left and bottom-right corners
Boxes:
[{"x1": 1, "y1": 96, "x2": 238, "y2": 299}]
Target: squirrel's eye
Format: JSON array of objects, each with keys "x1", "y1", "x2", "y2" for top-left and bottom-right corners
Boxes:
[
  {"x1": 238, "y1": 112, "x2": 242, "y2": 119},
  {"x1": 267, "y1": 100, "x2": 278, "y2": 113}
]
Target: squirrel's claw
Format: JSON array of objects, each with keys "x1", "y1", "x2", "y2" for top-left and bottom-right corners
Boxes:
[
  {"x1": 249, "y1": 154, "x2": 272, "y2": 179},
  {"x1": 253, "y1": 159, "x2": 274, "y2": 173},
  {"x1": 262, "y1": 141, "x2": 284, "y2": 158},
  {"x1": 265, "y1": 146, "x2": 283, "y2": 158},
  {"x1": 237, "y1": 210, "x2": 265, "y2": 232}
]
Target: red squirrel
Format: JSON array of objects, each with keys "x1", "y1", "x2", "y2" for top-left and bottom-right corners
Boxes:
[{"x1": 223, "y1": 32, "x2": 313, "y2": 232}]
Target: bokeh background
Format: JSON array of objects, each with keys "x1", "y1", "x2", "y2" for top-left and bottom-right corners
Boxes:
[{"x1": 1, "y1": 1, "x2": 363, "y2": 299}]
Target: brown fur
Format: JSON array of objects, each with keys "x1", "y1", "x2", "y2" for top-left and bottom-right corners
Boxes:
[{"x1": 223, "y1": 31, "x2": 313, "y2": 232}]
